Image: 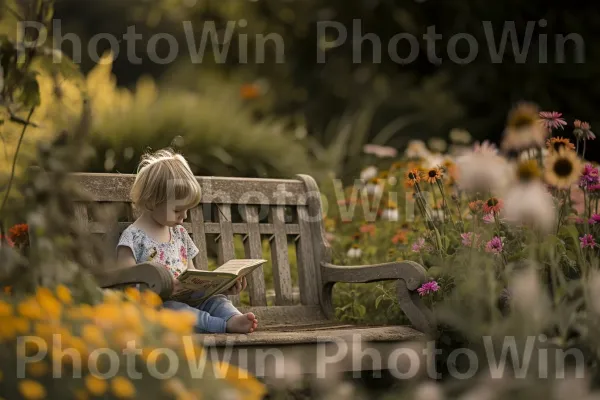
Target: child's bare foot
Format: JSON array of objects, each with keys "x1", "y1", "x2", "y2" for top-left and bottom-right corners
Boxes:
[{"x1": 226, "y1": 313, "x2": 258, "y2": 333}]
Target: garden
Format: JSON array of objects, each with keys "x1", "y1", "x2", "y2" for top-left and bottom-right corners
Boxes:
[{"x1": 1, "y1": 0, "x2": 600, "y2": 399}]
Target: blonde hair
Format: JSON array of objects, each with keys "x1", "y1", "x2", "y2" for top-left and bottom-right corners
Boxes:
[{"x1": 130, "y1": 148, "x2": 202, "y2": 211}]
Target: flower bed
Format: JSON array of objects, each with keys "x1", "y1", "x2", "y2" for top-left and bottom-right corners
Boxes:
[{"x1": 324, "y1": 104, "x2": 599, "y2": 325}]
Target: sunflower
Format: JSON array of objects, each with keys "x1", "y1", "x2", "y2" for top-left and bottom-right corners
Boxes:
[
  {"x1": 501, "y1": 102, "x2": 548, "y2": 152},
  {"x1": 404, "y1": 168, "x2": 422, "y2": 187},
  {"x1": 546, "y1": 137, "x2": 575, "y2": 153},
  {"x1": 425, "y1": 167, "x2": 443, "y2": 183},
  {"x1": 516, "y1": 159, "x2": 541, "y2": 183},
  {"x1": 544, "y1": 148, "x2": 582, "y2": 189}
]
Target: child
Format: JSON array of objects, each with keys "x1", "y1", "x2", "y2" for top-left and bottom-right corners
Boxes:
[{"x1": 116, "y1": 148, "x2": 258, "y2": 334}]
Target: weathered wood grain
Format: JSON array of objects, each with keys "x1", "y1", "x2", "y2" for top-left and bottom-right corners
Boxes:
[
  {"x1": 269, "y1": 206, "x2": 293, "y2": 305},
  {"x1": 70, "y1": 173, "x2": 308, "y2": 205},
  {"x1": 295, "y1": 206, "x2": 320, "y2": 305},
  {"x1": 241, "y1": 206, "x2": 268, "y2": 306},
  {"x1": 190, "y1": 207, "x2": 208, "y2": 270}
]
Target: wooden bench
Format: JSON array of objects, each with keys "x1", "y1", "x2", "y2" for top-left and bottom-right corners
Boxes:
[{"x1": 71, "y1": 172, "x2": 434, "y2": 378}]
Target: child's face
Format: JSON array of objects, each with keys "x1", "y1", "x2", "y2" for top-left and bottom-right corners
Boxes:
[{"x1": 151, "y1": 202, "x2": 189, "y2": 227}]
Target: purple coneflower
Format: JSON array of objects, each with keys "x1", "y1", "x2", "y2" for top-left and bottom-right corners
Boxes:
[
  {"x1": 485, "y1": 236, "x2": 504, "y2": 253},
  {"x1": 539, "y1": 111, "x2": 567, "y2": 131},
  {"x1": 579, "y1": 164, "x2": 600, "y2": 189},
  {"x1": 417, "y1": 281, "x2": 440, "y2": 296},
  {"x1": 461, "y1": 232, "x2": 481, "y2": 247},
  {"x1": 411, "y1": 238, "x2": 426, "y2": 252},
  {"x1": 482, "y1": 213, "x2": 495, "y2": 224},
  {"x1": 580, "y1": 234, "x2": 596, "y2": 249},
  {"x1": 589, "y1": 214, "x2": 600, "y2": 224}
]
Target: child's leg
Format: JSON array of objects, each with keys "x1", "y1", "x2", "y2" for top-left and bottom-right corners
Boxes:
[
  {"x1": 199, "y1": 294, "x2": 242, "y2": 322},
  {"x1": 200, "y1": 295, "x2": 258, "y2": 333},
  {"x1": 163, "y1": 300, "x2": 230, "y2": 333}
]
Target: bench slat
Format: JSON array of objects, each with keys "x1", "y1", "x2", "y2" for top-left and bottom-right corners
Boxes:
[
  {"x1": 242, "y1": 206, "x2": 268, "y2": 306},
  {"x1": 216, "y1": 204, "x2": 239, "y2": 305},
  {"x1": 269, "y1": 206, "x2": 293, "y2": 306},
  {"x1": 70, "y1": 173, "x2": 307, "y2": 205},
  {"x1": 295, "y1": 206, "x2": 320, "y2": 305},
  {"x1": 87, "y1": 221, "x2": 301, "y2": 236},
  {"x1": 190, "y1": 207, "x2": 208, "y2": 270}
]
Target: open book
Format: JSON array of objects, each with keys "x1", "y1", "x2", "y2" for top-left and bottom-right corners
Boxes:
[{"x1": 169, "y1": 259, "x2": 267, "y2": 306}]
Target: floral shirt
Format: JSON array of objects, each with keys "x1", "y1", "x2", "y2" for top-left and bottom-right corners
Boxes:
[{"x1": 117, "y1": 225, "x2": 199, "y2": 279}]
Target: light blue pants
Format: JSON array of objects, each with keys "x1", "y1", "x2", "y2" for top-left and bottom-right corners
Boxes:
[{"x1": 163, "y1": 295, "x2": 242, "y2": 333}]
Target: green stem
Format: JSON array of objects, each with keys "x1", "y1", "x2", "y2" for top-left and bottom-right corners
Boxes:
[{"x1": 0, "y1": 107, "x2": 35, "y2": 216}]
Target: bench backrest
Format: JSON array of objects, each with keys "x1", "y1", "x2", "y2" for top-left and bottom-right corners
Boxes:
[{"x1": 70, "y1": 173, "x2": 331, "y2": 321}]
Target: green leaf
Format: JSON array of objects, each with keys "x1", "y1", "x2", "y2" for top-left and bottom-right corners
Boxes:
[{"x1": 375, "y1": 295, "x2": 383, "y2": 309}]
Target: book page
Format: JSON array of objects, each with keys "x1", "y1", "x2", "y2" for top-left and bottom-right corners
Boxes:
[{"x1": 214, "y1": 259, "x2": 266, "y2": 275}]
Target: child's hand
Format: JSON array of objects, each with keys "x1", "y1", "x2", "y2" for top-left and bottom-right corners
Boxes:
[
  {"x1": 172, "y1": 278, "x2": 185, "y2": 294},
  {"x1": 225, "y1": 277, "x2": 247, "y2": 296}
]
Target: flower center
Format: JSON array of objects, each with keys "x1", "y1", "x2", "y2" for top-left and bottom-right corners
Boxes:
[
  {"x1": 408, "y1": 173, "x2": 417, "y2": 180},
  {"x1": 428, "y1": 170, "x2": 437, "y2": 178},
  {"x1": 553, "y1": 158, "x2": 573, "y2": 177},
  {"x1": 487, "y1": 198, "x2": 498, "y2": 207},
  {"x1": 510, "y1": 114, "x2": 536, "y2": 129}
]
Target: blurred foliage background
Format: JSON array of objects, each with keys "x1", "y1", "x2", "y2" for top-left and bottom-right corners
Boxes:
[
  {"x1": 46, "y1": 0, "x2": 600, "y2": 178},
  {"x1": 0, "y1": 0, "x2": 592, "y2": 182}
]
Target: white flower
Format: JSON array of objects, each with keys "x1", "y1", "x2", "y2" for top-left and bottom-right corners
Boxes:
[
  {"x1": 347, "y1": 247, "x2": 362, "y2": 258},
  {"x1": 405, "y1": 140, "x2": 431, "y2": 159},
  {"x1": 454, "y1": 150, "x2": 514, "y2": 194},
  {"x1": 449, "y1": 128, "x2": 472, "y2": 144},
  {"x1": 363, "y1": 144, "x2": 398, "y2": 158},
  {"x1": 360, "y1": 166, "x2": 378, "y2": 181},
  {"x1": 365, "y1": 183, "x2": 383, "y2": 196},
  {"x1": 423, "y1": 153, "x2": 445, "y2": 169},
  {"x1": 381, "y1": 208, "x2": 399, "y2": 221},
  {"x1": 503, "y1": 181, "x2": 556, "y2": 233},
  {"x1": 428, "y1": 137, "x2": 447, "y2": 153}
]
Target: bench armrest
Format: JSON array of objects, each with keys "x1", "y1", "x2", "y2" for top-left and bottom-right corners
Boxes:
[
  {"x1": 320, "y1": 261, "x2": 435, "y2": 335},
  {"x1": 95, "y1": 262, "x2": 174, "y2": 299}
]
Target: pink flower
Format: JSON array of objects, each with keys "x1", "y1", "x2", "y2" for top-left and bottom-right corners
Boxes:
[
  {"x1": 574, "y1": 120, "x2": 596, "y2": 140},
  {"x1": 579, "y1": 164, "x2": 600, "y2": 189},
  {"x1": 363, "y1": 144, "x2": 398, "y2": 158},
  {"x1": 461, "y1": 232, "x2": 481, "y2": 247},
  {"x1": 588, "y1": 184, "x2": 600, "y2": 192},
  {"x1": 473, "y1": 140, "x2": 499, "y2": 155},
  {"x1": 412, "y1": 238, "x2": 426, "y2": 252},
  {"x1": 482, "y1": 213, "x2": 495, "y2": 224},
  {"x1": 485, "y1": 236, "x2": 504, "y2": 253},
  {"x1": 580, "y1": 234, "x2": 596, "y2": 249},
  {"x1": 590, "y1": 214, "x2": 600, "y2": 224},
  {"x1": 539, "y1": 111, "x2": 567, "y2": 130},
  {"x1": 417, "y1": 281, "x2": 440, "y2": 296}
]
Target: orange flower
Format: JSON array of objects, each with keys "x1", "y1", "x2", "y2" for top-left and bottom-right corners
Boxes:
[
  {"x1": 483, "y1": 197, "x2": 503, "y2": 214},
  {"x1": 404, "y1": 168, "x2": 422, "y2": 187},
  {"x1": 468, "y1": 200, "x2": 484, "y2": 213},
  {"x1": 546, "y1": 137, "x2": 575, "y2": 153},
  {"x1": 240, "y1": 84, "x2": 261, "y2": 100},
  {"x1": 424, "y1": 167, "x2": 443, "y2": 184},
  {"x1": 359, "y1": 224, "x2": 376, "y2": 237},
  {"x1": 392, "y1": 230, "x2": 408, "y2": 245}
]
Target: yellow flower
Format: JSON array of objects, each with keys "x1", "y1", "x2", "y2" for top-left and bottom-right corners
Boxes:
[
  {"x1": 56, "y1": 285, "x2": 73, "y2": 304},
  {"x1": 111, "y1": 376, "x2": 136, "y2": 398},
  {"x1": 0, "y1": 322, "x2": 17, "y2": 340},
  {"x1": 82, "y1": 324, "x2": 107, "y2": 347},
  {"x1": 141, "y1": 290, "x2": 162, "y2": 308},
  {"x1": 18, "y1": 299, "x2": 43, "y2": 320},
  {"x1": 158, "y1": 309, "x2": 196, "y2": 334},
  {"x1": 36, "y1": 287, "x2": 62, "y2": 319},
  {"x1": 66, "y1": 304, "x2": 95, "y2": 320},
  {"x1": 121, "y1": 303, "x2": 142, "y2": 333},
  {"x1": 142, "y1": 307, "x2": 159, "y2": 323},
  {"x1": 12, "y1": 316, "x2": 30, "y2": 334},
  {"x1": 26, "y1": 361, "x2": 49, "y2": 377},
  {"x1": 544, "y1": 148, "x2": 582, "y2": 189},
  {"x1": 213, "y1": 362, "x2": 267, "y2": 400},
  {"x1": 162, "y1": 378, "x2": 186, "y2": 395},
  {"x1": 181, "y1": 341, "x2": 203, "y2": 361},
  {"x1": 18, "y1": 379, "x2": 46, "y2": 400},
  {"x1": 93, "y1": 303, "x2": 122, "y2": 328},
  {"x1": 74, "y1": 389, "x2": 88, "y2": 400},
  {"x1": 85, "y1": 375, "x2": 108, "y2": 396},
  {"x1": 0, "y1": 301, "x2": 12, "y2": 317},
  {"x1": 516, "y1": 160, "x2": 542, "y2": 183},
  {"x1": 103, "y1": 290, "x2": 123, "y2": 304},
  {"x1": 124, "y1": 287, "x2": 141, "y2": 302},
  {"x1": 112, "y1": 329, "x2": 140, "y2": 349}
]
